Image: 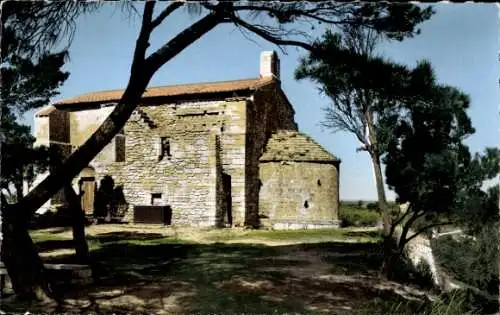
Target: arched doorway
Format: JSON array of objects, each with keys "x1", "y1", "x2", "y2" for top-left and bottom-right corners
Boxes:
[{"x1": 78, "y1": 166, "x2": 96, "y2": 216}]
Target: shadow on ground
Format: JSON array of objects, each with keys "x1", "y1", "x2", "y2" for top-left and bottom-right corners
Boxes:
[{"x1": 4, "y1": 232, "x2": 431, "y2": 314}]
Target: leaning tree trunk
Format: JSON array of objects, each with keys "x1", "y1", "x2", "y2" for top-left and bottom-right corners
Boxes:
[
  {"x1": 1, "y1": 208, "x2": 53, "y2": 301},
  {"x1": 366, "y1": 124, "x2": 395, "y2": 279}
]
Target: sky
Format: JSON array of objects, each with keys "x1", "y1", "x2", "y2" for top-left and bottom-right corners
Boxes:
[{"x1": 22, "y1": 3, "x2": 499, "y2": 201}]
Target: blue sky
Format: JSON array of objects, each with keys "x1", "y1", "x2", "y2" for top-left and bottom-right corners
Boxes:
[{"x1": 23, "y1": 3, "x2": 499, "y2": 201}]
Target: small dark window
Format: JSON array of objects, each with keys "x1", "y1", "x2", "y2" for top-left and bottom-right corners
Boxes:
[
  {"x1": 151, "y1": 193, "x2": 162, "y2": 205},
  {"x1": 304, "y1": 200, "x2": 309, "y2": 208},
  {"x1": 317, "y1": 179, "x2": 321, "y2": 186},
  {"x1": 115, "y1": 135, "x2": 125, "y2": 162},
  {"x1": 160, "y1": 137, "x2": 171, "y2": 160}
]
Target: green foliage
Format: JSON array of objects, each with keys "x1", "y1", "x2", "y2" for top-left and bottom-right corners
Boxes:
[
  {"x1": 366, "y1": 202, "x2": 379, "y2": 211},
  {"x1": 1, "y1": 3, "x2": 69, "y2": 202},
  {"x1": 1, "y1": 1, "x2": 103, "y2": 58},
  {"x1": 432, "y1": 222, "x2": 499, "y2": 296},
  {"x1": 0, "y1": 109, "x2": 51, "y2": 201},
  {"x1": 360, "y1": 289, "x2": 479, "y2": 315},
  {"x1": 340, "y1": 205, "x2": 381, "y2": 227},
  {"x1": 382, "y1": 58, "x2": 500, "y2": 241},
  {"x1": 393, "y1": 256, "x2": 435, "y2": 290}
]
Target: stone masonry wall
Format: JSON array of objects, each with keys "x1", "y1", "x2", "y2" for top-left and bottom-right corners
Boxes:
[
  {"x1": 259, "y1": 161, "x2": 340, "y2": 223},
  {"x1": 34, "y1": 116, "x2": 50, "y2": 147},
  {"x1": 138, "y1": 100, "x2": 248, "y2": 226},
  {"x1": 91, "y1": 114, "x2": 218, "y2": 226},
  {"x1": 245, "y1": 85, "x2": 298, "y2": 226},
  {"x1": 70, "y1": 106, "x2": 117, "y2": 164},
  {"x1": 79, "y1": 99, "x2": 249, "y2": 227}
]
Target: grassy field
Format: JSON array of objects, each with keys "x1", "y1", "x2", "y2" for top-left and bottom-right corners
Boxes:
[{"x1": 2, "y1": 225, "x2": 442, "y2": 314}]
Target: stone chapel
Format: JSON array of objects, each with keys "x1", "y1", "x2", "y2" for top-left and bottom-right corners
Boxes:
[{"x1": 33, "y1": 51, "x2": 341, "y2": 229}]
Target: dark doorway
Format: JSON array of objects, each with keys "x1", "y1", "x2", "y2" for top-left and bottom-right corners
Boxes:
[
  {"x1": 79, "y1": 177, "x2": 96, "y2": 216},
  {"x1": 222, "y1": 173, "x2": 232, "y2": 226}
]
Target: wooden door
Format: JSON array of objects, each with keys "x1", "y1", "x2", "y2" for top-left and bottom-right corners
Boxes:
[{"x1": 80, "y1": 178, "x2": 96, "y2": 215}]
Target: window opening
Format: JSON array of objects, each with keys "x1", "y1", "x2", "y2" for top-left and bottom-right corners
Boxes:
[
  {"x1": 151, "y1": 193, "x2": 162, "y2": 205},
  {"x1": 159, "y1": 137, "x2": 171, "y2": 160}
]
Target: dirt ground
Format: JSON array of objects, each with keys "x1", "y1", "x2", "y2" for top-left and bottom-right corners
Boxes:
[{"x1": 2, "y1": 225, "x2": 436, "y2": 314}]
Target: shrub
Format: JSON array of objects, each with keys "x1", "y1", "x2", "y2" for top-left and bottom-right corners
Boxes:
[
  {"x1": 340, "y1": 205, "x2": 380, "y2": 227},
  {"x1": 431, "y1": 222, "x2": 499, "y2": 295},
  {"x1": 366, "y1": 202, "x2": 379, "y2": 211},
  {"x1": 390, "y1": 250, "x2": 436, "y2": 290}
]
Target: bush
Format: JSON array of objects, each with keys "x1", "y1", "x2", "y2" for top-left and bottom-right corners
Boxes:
[
  {"x1": 389, "y1": 249, "x2": 436, "y2": 290},
  {"x1": 366, "y1": 202, "x2": 379, "y2": 211},
  {"x1": 340, "y1": 205, "x2": 380, "y2": 227},
  {"x1": 431, "y1": 222, "x2": 499, "y2": 296}
]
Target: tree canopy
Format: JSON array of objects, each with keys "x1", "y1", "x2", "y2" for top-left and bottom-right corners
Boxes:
[{"x1": 1, "y1": 1, "x2": 70, "y2": 203}]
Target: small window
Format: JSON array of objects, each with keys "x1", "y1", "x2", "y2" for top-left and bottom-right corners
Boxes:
[
  {"x1": 304, "y1": 200, "x2": 309, "y2": 208},
  {"x1": 159, "y1": 137, "x2": 171, "y2": 160},
  {"x1": 151, "y1": 193, "x2": 162, "y2": 205},
  {"x1": 115, "y1": 135, "x2": 125, "y2": 162}
]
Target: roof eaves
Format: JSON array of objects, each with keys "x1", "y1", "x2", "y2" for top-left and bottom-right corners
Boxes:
[{"x1": 53, "y1": 77, "x2": 277, "y2": 107}]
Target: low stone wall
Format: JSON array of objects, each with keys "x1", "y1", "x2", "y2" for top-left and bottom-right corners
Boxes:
[{"x1": 272, "y1": 219, "x2": 341, "y2": 230}]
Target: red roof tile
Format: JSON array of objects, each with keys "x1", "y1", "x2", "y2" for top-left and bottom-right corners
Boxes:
[{"x1": 54, "y1": 77, "x2": 276, "y2": 107}]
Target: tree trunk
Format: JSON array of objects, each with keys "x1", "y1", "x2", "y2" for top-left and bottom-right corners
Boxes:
[
  {"x1": 64, "y1": 185, "x2": 90, "y2": 263},
  {"x1": 369, "y1": 151, "x2": 391, "y2": 235},
  {"x1": 14, "y1": 180, "x2": 23, "y2": 203},
  {"x1": 380, "y1": 247, "x2": 399, "y2": 280},
  {"x1": 1, "y1": 209, "x2": 53, "y2": 301}
]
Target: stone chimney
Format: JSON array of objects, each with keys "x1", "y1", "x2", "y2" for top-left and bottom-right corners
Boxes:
[{"x1": 260, "y1": 51, "x2": 280, "y2": 80}]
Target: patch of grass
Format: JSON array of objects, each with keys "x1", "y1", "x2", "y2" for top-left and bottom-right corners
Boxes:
[
  {"x1": 205, "y1": 227, "x2": 382, "y2": 243},
  {"x1": 339, "y1": 205, "x2": 381, "y2": 227},
  {"x1": 359, "y1": 289, "x2": 481, "y2": 315},
  {"x1": 30, "y1": 230, "x2": 72, "y2": 243}
]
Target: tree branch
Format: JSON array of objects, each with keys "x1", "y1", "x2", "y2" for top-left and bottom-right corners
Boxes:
[
  {"x1": 391, "y1": 204, "x2": 412, "y2": 227},
  {"x1": 398, "y1": 209, "x2": 426, "y2": 249},
  {"x1": 228, "y1": 13, "x2": 316, "y2": 54},
  {"x1": 151, "y1": 1, "x2": 184, "y2": 29},
  {"x1": 145, "y1": 3, "x2": 229, "y2": 73},
  {"x1": 131, "y1": 1, "x2": 155, "y2": 72}
]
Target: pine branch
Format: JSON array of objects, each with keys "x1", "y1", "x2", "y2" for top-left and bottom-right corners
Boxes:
[{"x1": 151, "y1": 2, "x2": 184, "y2": 29}]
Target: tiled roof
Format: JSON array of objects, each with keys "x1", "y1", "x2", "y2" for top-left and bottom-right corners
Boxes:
[
  {"x1": 35, "y1": 105, "x2": 56, "y2": 117},
  {"x1": 54, "y1": 77, "x2": 276, "y2": 107},
  {"x1": 260, "y1": 130, "x2": 340, "y2": 163}
]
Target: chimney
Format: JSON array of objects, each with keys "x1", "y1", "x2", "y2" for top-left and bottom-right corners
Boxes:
[{"x1": 260, "y1": 51, "x2": 280, "y2": 80}]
